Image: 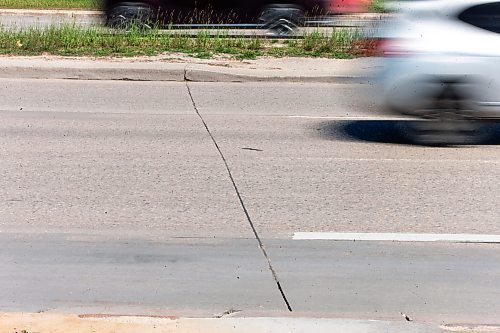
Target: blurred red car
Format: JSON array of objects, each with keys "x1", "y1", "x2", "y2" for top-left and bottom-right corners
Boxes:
[
  {"x1": 329, "y1": 0, "x2": 371, "y2": 13},
  {"x1": 104, "y1": 0, "x2": 371, "y2": 33}
]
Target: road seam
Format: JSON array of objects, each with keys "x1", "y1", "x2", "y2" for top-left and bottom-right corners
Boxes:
[{"x1": 185, "y1": 80, "x2": 293, "y2": 312}]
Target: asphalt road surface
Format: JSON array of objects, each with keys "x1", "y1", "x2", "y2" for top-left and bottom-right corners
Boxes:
[{"x1": 0, "y1": 79, "x2": 499, "y2": 327}]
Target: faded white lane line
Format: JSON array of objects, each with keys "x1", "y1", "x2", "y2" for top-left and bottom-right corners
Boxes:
[
  {"x1": 371, "y1": 158, "x2": 500, "y2": 164},
  {"x1": 293, "y1": 157, "x2": 500, "y2": 164},
  {"x1": 293, "y1": 232, "x2": 500, "y2": 243},
  {"x1": 286, "y1": 115, "x2": 409, "y2": 120}
]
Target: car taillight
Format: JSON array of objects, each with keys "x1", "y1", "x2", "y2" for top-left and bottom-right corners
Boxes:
[
  {"x1": 376, "y1": 38, "x2": 413, "y2": 57},
  {"x1": 328, "y1": 0, "x2": 371, "y2": 13}
]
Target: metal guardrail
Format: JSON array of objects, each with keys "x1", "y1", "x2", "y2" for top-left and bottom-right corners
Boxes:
[{"x1": 0, "y1": 10, "x2": 391, "y2": 37}]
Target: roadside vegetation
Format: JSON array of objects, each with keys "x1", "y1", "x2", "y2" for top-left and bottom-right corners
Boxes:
[
  {"x1": 0, "y1": 0, "x2": 99, "y2": 10},
  {"x1": 0, "y1": 25, "x2": 373, "y2": 59},
  {"x1": 369, "y1": 0, "x2": 389, "y2": 13}
]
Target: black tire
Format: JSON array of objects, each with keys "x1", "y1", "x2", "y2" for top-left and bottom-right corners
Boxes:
[
  {"x1": 397, "y1": 81, "x2": 494, "y2": 145},
  {"x1": 259, "y1": 4, "x2": 305, "y2": 36},
  {"x1": 106, "y1": 3, "x2": 156, "y2": 30}
]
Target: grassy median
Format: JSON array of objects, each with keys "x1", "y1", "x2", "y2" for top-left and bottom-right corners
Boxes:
[
  {"x1": 369, "y1": 0, "x2": 389, "y2": 13},
  {"x1": 0, "y1": 0, "x2": 99, "y2": 10},
  {"x1": 0, "y1": 25, "x2": 372, "y2": 58}
]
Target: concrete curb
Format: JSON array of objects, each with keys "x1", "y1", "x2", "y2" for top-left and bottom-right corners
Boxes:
[
  {"x1": 0, "y1": 57, "x2": 376, "y2": 83},
  {"x1": 0, "y1": 312, "x2": 445, "y2": 333},
  {"x1": 184, "y1": 69, "x2": 369, "y2": 83},
  {"x1": 0, "y1": 66, "x2": 186, "y2": 81},
  {"x1": 0, "y1": 66, "x2": 370, "y2": 83}
]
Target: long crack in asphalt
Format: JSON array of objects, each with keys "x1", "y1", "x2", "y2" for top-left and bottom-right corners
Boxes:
[{"x1": 185, "y1": 81, "x2": 293, "y2": 312}]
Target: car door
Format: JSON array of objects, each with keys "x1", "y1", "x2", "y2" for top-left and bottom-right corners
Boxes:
[
  {"x1": 158, "y1": 0, "x2": 214, "y2": 24},
  {"x1": 457, "y1": 1, "x2": 500, "y2": 115},
  {"x1": 197, "y1": 0, "x2": 245, "y2": 24}
]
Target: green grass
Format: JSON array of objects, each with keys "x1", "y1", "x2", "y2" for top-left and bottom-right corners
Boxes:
[
  {"x1": 369, "y1": 0, "x2": 389, "y2": 13},
  {"x1": 0, "y1": 25, "x2": 371, "y2": 58},
  {"x1": 0, "y1": 0, "x2": 99, "y2": 10}
]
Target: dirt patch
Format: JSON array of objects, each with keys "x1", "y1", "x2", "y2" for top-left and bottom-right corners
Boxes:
[{"x1": 1, "y1": 312, "x2": 178, "y2": 333}]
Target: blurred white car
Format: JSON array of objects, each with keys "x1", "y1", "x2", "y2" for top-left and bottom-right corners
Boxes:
[{"x1": 378, "y1": 0, "x2": 500, "y2": 144}]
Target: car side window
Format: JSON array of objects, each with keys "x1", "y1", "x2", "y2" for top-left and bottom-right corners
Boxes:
[{"x1": 458, "y1": 2, "x2": 500, "y2": 33}]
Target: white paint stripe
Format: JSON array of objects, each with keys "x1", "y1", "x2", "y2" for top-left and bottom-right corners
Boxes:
[
  {"x1": 286, "y1": 115, "x2": 409, "y2": 121},
  {"x1": 293, "y1": 232, "x2": 500, "y2": 243},
  {"x1": 295, "y1": 157, "x2": 500, "y2": 164}
]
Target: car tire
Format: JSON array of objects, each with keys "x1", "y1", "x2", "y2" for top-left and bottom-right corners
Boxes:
[
  {"x1": 397, "y1": 81, "x2": 495, "y2": 145},
  {"x1": 106, "y1": 3, "x2": 156, "y2": 30},
  {"x1": 259, "y1": 4, "x2": 305, "y2": 36}
]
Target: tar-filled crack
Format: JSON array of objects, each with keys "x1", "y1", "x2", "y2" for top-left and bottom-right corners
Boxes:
[
  {"x1": 400, "y1": 312, "x2": 412, "y2": 322},
  {"x1": 241, "y1": 147, "x2": 263, "y2": 152},
  {"x1": 214, "y1": 308, "x2": 242, "y2": 318},
  {"x1": 183, "y1": 66, "x2": 192, "y2": 82},
  {"x1": 185, "y1": 82, "x2": 293, "y2": 312}
]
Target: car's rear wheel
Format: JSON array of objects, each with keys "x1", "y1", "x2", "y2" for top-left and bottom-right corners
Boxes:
[
  {"x1": 399, "y1": 83, "x2": 493, "y2": 145},
  {"x1": 106, "y1": 3, "x2": 156, "y2": 30},
  {"x1": 259, "y1": 4, "x2": 305, "y2": 36}
]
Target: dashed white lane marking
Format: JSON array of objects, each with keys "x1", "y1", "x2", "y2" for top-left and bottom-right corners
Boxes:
[
  {"x1": 293, "y1": 232, "x2": 500, "y2": 243},
  {"x1": 298, "y1": 157, "x2": 500, "y2": 164},
  {"x1": 286, "y1": 115, "x2": 409, "y2": 120}
]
